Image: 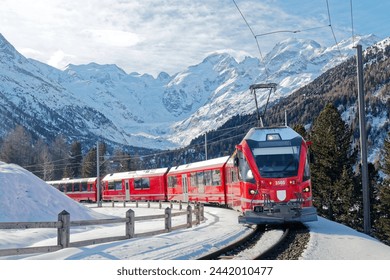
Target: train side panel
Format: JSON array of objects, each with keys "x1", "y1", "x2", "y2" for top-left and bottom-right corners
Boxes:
[
  {"x1": 167, "y1": 157, "x2": 229, "y2": 205},
  {"x1": 102, "y1": 168, "x2": 168, "y2": 201},
  {"x1": 47, "y1": 178, "x2": 98, "y2": 202}
]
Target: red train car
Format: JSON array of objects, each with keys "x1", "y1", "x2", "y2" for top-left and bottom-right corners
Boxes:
[
  {"x1": 226, "y1": 126, "x2": 317, "y2": 224},
  {"x1": 46, "y1": 177, "x2": 98, "y2": 202},
  {"x1": 101, "y1": 168, "x2": 168, "y2": 201},
  {"x1": 167, "y1": 156, "x2": 229, "y2": 204}
]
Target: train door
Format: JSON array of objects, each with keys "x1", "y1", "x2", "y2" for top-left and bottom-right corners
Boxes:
[
  {"x1": 125, "y1": 179, "x2": 130, "y2": 201},
  {"x1": 182, "y1": 174, "x2": 188, "y2": 202}
]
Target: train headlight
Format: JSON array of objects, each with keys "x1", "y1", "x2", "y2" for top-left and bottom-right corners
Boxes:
[
  {"x1": 266, "y1": 133, "x2": 281, "y2": 141},
  {"x1": 303, "y1": 187, "x2": 310, "y2": 193},
  {"x1": 249, "y1": 189, "x2": 258, "y2": 195}
]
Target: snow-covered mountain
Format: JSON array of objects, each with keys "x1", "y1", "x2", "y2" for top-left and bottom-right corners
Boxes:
[{"x1": 0, "y1": 33, "x2": 381, "y2": 150}]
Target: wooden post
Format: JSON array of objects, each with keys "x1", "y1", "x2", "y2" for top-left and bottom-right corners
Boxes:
[
  {"x1": 200, "y1": 203, "x2": 204, "y2": 221},
  {"x1": 165, "y1": 207, "x2": 172, "y2": 232},
  {"x1": 125, "y1": 209, "x2": 135, "y2": 238},
  {"x1": 195, "y1": 203, "x2": 200, "y2": 225},
  {"x1": 187, "y1": 205, "x2": 192, "y2": 228},
  {"x1": 57, "y1": 210, "x2": 70, "y2": 248}
]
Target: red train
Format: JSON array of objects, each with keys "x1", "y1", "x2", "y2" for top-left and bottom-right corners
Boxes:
[
  {"x1": 46, "y1": 177, "x2": 98, "y2": 202},
  {"x1": 47, "y1": 126, "x2": 318, "y2": 224},
  {"x1": 101, "y1": 168, "x2": 168, "y2": 202}
]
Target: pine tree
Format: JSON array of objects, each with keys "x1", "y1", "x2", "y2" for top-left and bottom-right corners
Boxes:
[
  {"x1": 310, "y1": 103, "x2": 356, "y2": 224},
  {"x1": 81, "y1": 147, "x2": 97, "y2": 178},
  {"x1": 374, "y1": 131, "x2": 390, "y2": 245},
  {"x1": 64, "y1": 141, "x2": 83, "y2": 178},
  {"x1": 112, "y1": 149, "x2": 132, "y2": 172},
  {"x1": 34, "y1": 138, "x2": 55, "y2": 180},
  {"x1": 0, "y1": 125, "x2": 33, "y2": 168},
  {"x1": 292, "y1": 124, "x2": 307, "y2": 139},
  {"x1": 50, "y1": 135, "x2": 69, "y2": 179}
]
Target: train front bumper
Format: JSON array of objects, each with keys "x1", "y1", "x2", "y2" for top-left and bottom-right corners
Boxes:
[{"x1": 238, "y1": 205, "x2": 318, "y2": 224}]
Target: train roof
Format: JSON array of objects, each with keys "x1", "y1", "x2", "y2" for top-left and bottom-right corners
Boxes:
[
  {"x1": 46, "y1": 177, "x2": 97, "y2": 184},
  {"x1": 168, "y1": 156, "x2": 230, "y2": 174},
  {"x1": 102, "y1": 167, "x2": 169, "y2": 181},
  {"x1": 243, "y1": 126, "x2": 303, "y2": 142}
]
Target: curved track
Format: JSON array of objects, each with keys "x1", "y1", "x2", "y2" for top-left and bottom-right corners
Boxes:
[{"x1": 198, "y1": 223, "x2": 309, "y2": 260}]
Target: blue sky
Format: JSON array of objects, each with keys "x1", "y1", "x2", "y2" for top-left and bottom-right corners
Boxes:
[{"x1": 0, "y1": 0, "x2": 388, "y2": 76}]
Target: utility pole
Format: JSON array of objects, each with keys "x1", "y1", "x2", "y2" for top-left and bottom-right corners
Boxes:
[
  {"x1": 205, "y1": 133, "x2": 208, "y2": 160},
  {"x1": 356, "y1": 44, "x2": 370, "y2": 234},
  {"x1": 96, "y1": 140, "x2": 102, "y2": 207}
]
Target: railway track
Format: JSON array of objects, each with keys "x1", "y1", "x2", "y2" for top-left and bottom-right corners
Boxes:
[{"x1": 198, "y1": 223, "x2": 309, "y2": 260}]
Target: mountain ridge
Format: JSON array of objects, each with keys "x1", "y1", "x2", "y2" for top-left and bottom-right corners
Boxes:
[{"x1": 0, "y1": 33, "x2": 385, "y2": 153}]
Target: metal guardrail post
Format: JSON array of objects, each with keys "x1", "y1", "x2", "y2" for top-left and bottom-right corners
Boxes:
[{"x1": 57, "y1": 210, "x2": 70, "y2": 248}]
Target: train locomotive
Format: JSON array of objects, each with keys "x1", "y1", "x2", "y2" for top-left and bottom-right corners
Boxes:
[{"x1": 228, "y1": 126, "x2": 317, "y2": 224}]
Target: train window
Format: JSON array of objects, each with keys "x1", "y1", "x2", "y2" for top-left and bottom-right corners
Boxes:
[
  {"x1": 303, "y1": 157, "x2": 311, "y2": 181},
  {"x1": 238, "y1": 151, "x2": 255, "y2": 183},
  {"x1": 73, "y1": 183, "x2": 80, "y2": 192},
  {"x1": 65, "y1": 183, "x2": 73, "y2": 192},
  {"x1": 135, "y1": 178, "x2": 150, "y2": 189},
  {"x1": 108, "y1": 181, "x2": 115, "y2": 190},
  {"x1": 108, "y1": 181, "x2": 122, "y2": 190},
  {"x1": 197, "y1": 172, "x2": 205, "y2": 189},
  {"x1": 114, "y1": 181, "x2": 122, "y2": 190},
  {"x1": 204, "y1": 171, "x2": 212, "y2": 186},
  {"x1": 168, "y1": 176, "x2": 177, "y2": 188},
  {"x1": 211, "y1": 170, "x2": 221, "y2": 186},
  {"x1": 81, "y1": 182, "x2": 88, "y2": 191},
  {"x1": 190, "y1": 172, "x2": 198, "y2": 187},
  {"x1": 254, "y1": 146, "x2": 300, "y2": 178}
]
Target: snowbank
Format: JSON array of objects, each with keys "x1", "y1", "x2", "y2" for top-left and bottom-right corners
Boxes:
[{"x1": 0, "y1": 162, "x2": 110, "y2": 222}]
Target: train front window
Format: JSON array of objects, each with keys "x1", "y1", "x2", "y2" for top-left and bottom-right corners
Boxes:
[{"x1": 253, "y1": 146, "x2": 300, "y2": 178}]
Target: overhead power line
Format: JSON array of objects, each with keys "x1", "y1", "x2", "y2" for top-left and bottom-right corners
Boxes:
[{"x1": 325, "y1": 0, "x2": 342, "y2": 56}]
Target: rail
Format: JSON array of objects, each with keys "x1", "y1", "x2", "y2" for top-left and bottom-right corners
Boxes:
[{"x1": 0, "y1": 202, "x2": 204, "y2": 257}]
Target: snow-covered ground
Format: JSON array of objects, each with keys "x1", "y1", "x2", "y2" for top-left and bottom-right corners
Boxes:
[{"x1": 1, "y1": 162, "x2": 390, "y2": 278}]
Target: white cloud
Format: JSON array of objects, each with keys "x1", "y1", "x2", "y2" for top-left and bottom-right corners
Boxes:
[
  {"x1": 82, "y1": 29, "x2": 143, "y2": 48},
  {"x1": 0, "y1": 0, "x2": 388, "y2": 76},
  {"x1": 47, "y1": 50, "x2": 74, "y2": 70}
]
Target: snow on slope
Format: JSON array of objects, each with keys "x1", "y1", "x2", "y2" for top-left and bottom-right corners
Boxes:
[{"x1": 0, "y1": 161, "x2": 111, "y2": 222}]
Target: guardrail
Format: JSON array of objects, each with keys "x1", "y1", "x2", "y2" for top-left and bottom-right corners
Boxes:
[{"x1": 0, "y1": 202, "x2": 204, "y2": 257}]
